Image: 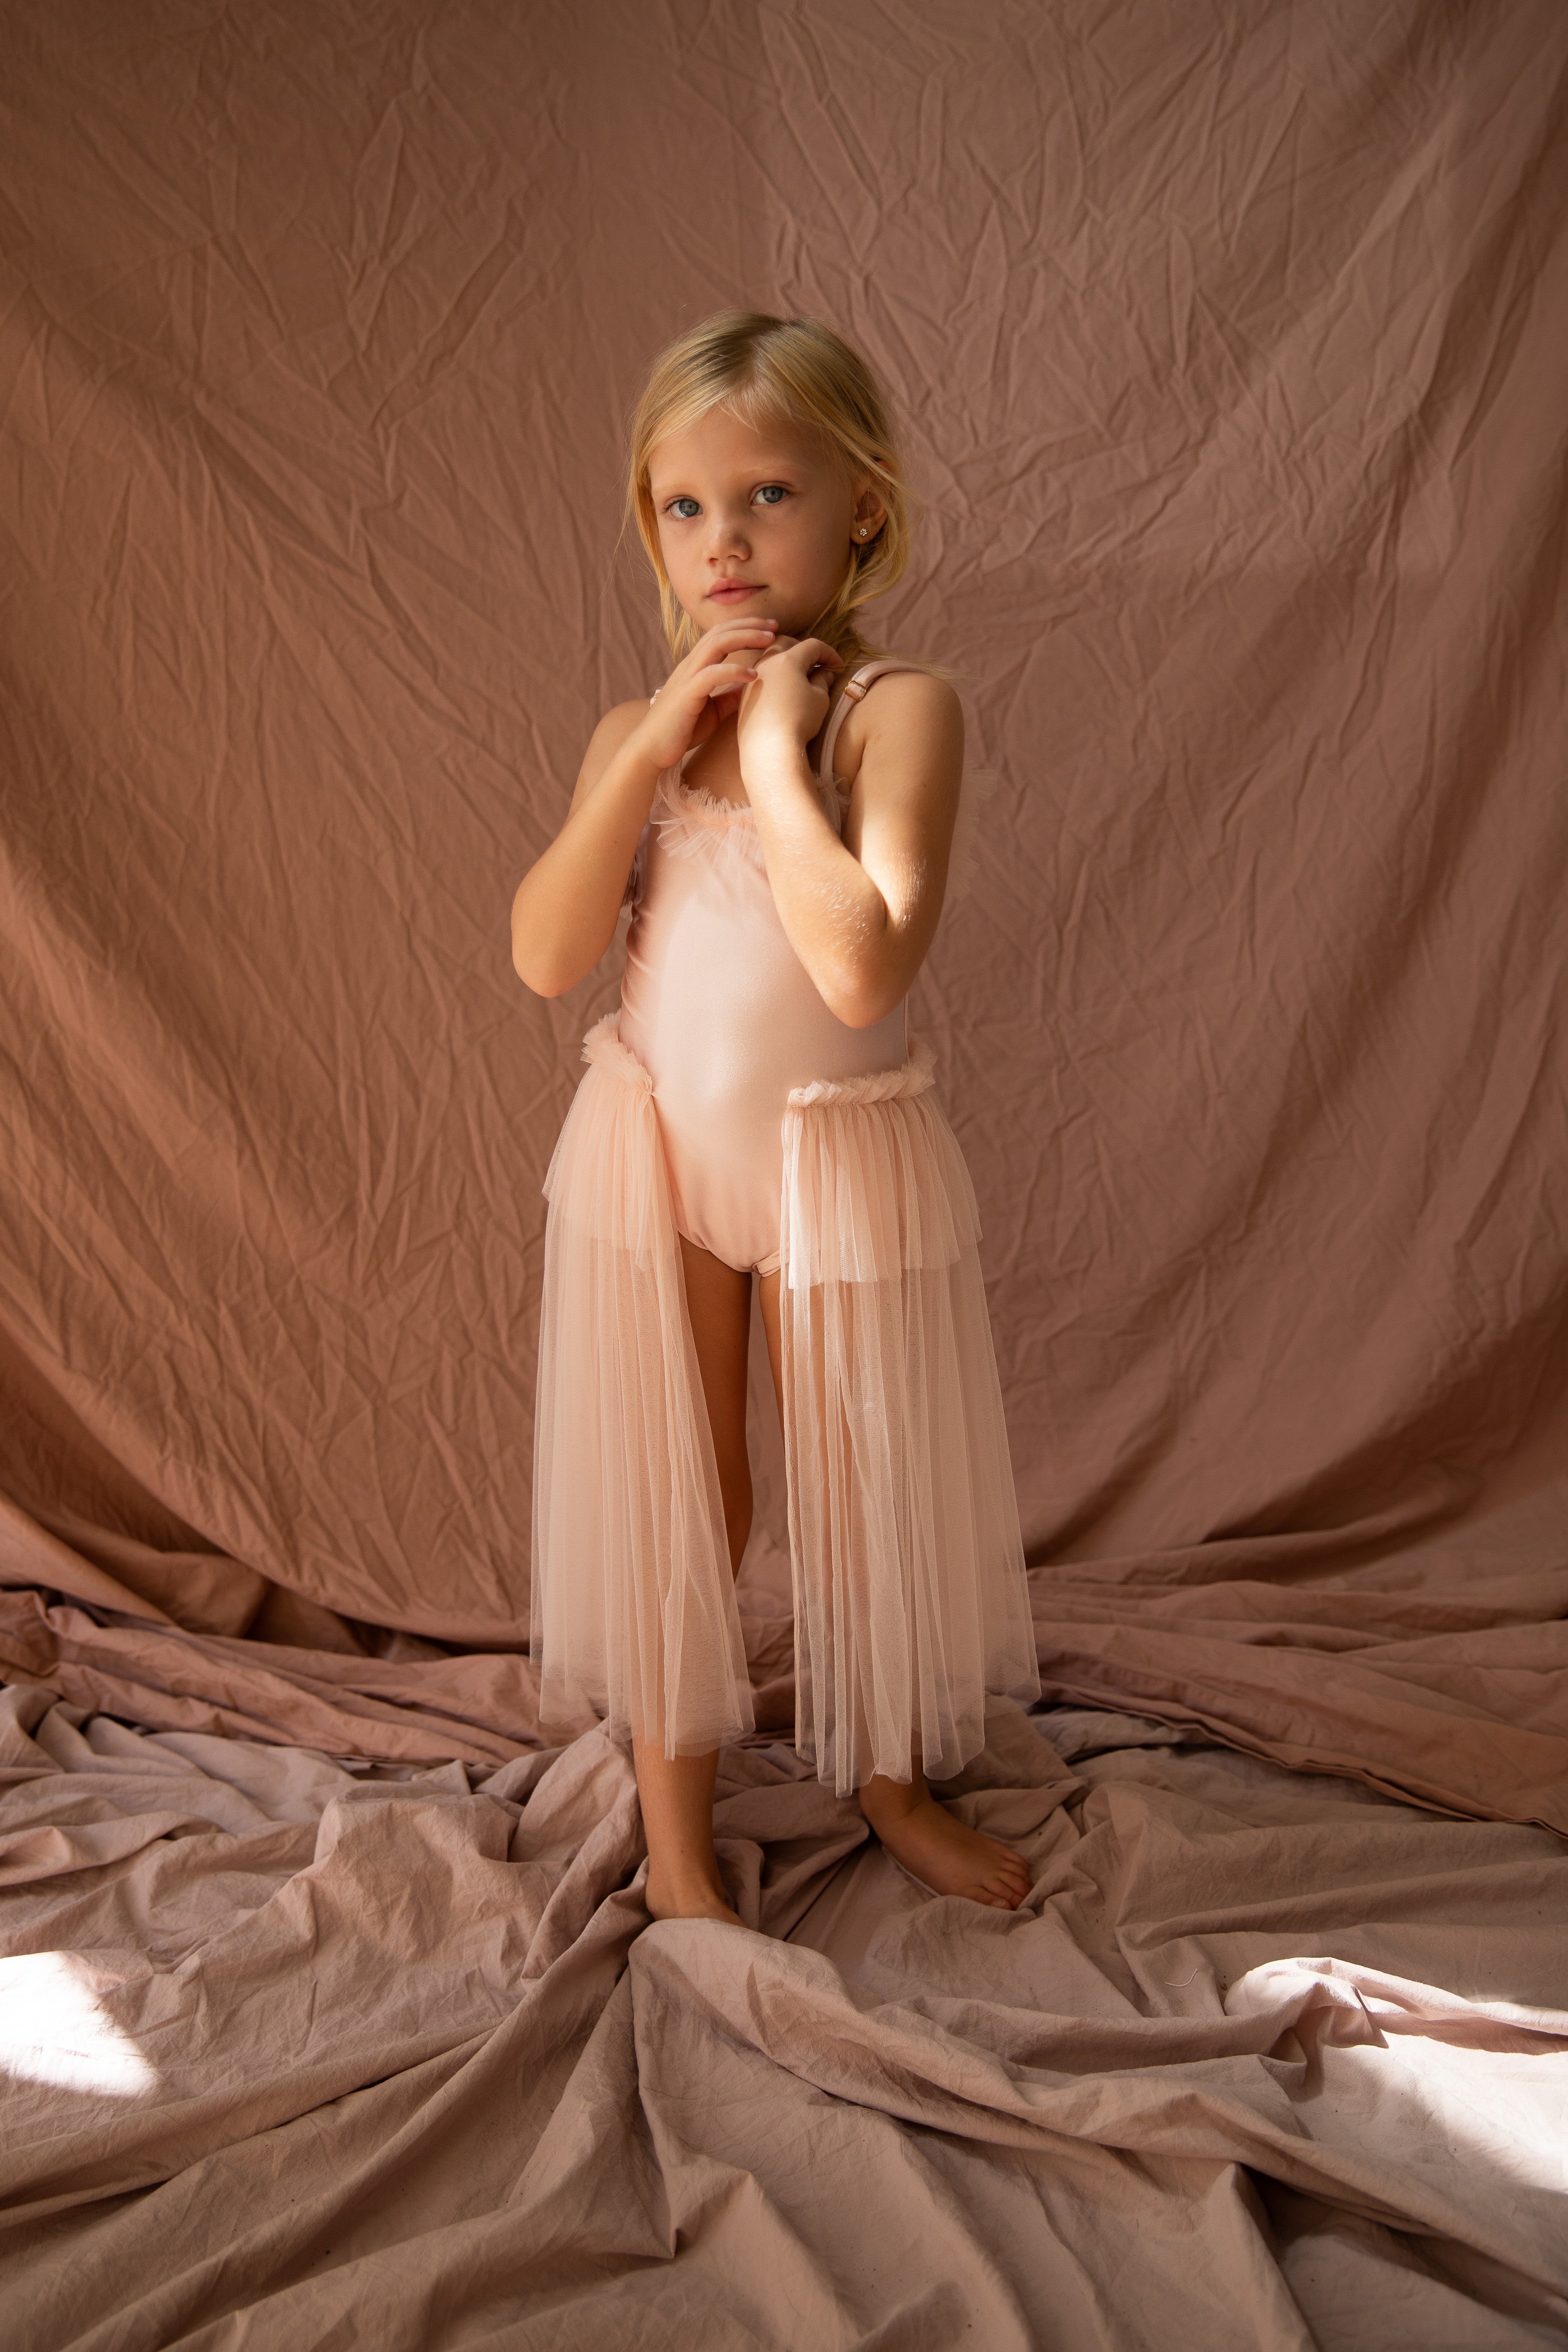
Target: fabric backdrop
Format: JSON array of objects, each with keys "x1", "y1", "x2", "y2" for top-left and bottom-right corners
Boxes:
[
  {"x1": 2, "y1": 0, "x2": 1566, "y2": 1816},
  {"x1": 4, "y1": 5, "x2": 1567, "y2": 2345}
]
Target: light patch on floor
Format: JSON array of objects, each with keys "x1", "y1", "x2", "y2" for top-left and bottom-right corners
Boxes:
[{"x1": 0, "y1": 1952, "x2": 157, "y2": 2097}]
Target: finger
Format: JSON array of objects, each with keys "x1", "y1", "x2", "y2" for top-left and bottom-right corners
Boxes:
[
  {"x1": 702, "y1": 662, "x2": 762, "y2": 697},
  {"x1": 789, "y1": 637, "x2": 846, "y2": 671},
  {"x1": 670, "y1": 633, "x2": 770, "y2": 690},
  {"x1": 669, "y1": 650, "x2": 764, "y2": 699},
  {"x1": 697, "y1": 619, "x2": 779, "y2": 655},
  {"x1": 686, "y1": 644, "x2": 769, "y2": 684}
]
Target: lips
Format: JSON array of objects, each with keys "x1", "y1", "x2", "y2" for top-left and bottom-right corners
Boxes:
[{"x1": 708, "y1": 582, "x2": 761, "y2": 600}]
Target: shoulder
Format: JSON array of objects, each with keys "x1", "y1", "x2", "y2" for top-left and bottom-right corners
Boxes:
[
  {"x1": 857, "y1": 662, "x2": 959, "y2": 721},
  {"x1": 569, "y1": 696, "x2": 653, "y2": 815},
  {"x1": 835, "y1": 661, "x2": 963, "y2": 786},
  {"x1": 589, "y1": 696, "x2": 652, "y2": 757}
]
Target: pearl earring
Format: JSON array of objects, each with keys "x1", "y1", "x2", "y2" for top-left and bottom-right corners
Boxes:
[{"x1": 858, "y1": 526, "x2": 868, "y2": 539}]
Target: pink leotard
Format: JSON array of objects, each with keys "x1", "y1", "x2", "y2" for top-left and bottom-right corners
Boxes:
[{"x1": 617, "y1": 662, "x2": 918, "y2": 1276}]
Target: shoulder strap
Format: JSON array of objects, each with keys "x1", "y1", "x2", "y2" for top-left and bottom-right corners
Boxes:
[
  {"x1": 815, "y1": 659, "x2": 927, "y2": 788},
  {"x1": 814, "y1": 662, "x2": 989, "y2": 917}
]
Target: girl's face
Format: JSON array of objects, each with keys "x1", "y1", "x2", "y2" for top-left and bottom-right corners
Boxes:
[{"x1": 648, "y1": 405, "x2": 884, "y2": 641}]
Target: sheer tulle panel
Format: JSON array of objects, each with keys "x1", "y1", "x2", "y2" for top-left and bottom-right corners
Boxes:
[
  {"x1": 779, "y1": 1057, "x2": 1041, "y2": 1795},
  {"x1": 531, "y1": 1014, "x2": 754, "y2": 1757}
]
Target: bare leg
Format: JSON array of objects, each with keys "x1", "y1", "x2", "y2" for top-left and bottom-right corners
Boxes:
[
  {"x1": 637, "y1": 1744, "x2": 741, "y2": 1925},
  {"x1": 757, "y1": 1270, "x2": 1031, "y2": 1912},
  {"x1": 681, "y1": 1232, "x2": 755, "y2": 1572},
  {"x1": 637, "y1": 1236, "x2": 753, "y2": 1929}
]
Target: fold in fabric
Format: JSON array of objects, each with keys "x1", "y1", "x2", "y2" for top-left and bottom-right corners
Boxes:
[
  {"x1": 779, "y1": 1041, "x2": 1042, "y2": 1794},
  {"x1": 530, "y1": 1013, "x2": 755, "y2": 1757}
]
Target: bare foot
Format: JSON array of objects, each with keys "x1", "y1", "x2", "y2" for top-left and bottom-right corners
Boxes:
[
  {"x1": 645, "y1": 1866, "x2": 746, "y2": 1929},
  {"x1": 862, "y1": 1790, "x2": 1032, "y2": 1910}
]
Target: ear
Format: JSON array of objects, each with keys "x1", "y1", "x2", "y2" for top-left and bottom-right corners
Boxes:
[{"x1": 851, "y1": 481, "x2": 888, "y2": 546}]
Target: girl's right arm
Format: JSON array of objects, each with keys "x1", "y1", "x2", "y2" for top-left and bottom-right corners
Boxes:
[{"x1": 510, "y1": 619, "x2": 777, "y2": 998}]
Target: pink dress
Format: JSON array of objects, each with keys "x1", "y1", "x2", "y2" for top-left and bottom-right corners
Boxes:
[{"x1": 530, "y1": 661, "x2": 1040, "y2": 1793}]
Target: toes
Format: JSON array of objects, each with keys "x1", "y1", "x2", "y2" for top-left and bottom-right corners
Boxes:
[{"x1": 975, "y1": 1874, "x2": 1019, "y2": 1906}]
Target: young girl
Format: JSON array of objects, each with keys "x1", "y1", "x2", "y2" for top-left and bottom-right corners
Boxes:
[{"x1": 512, "y1": 311, "x2": 1040, "y2": 1928}]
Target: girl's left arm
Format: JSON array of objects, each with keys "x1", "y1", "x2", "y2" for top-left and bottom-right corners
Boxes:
[{"x1": 739, "y1": 653, "x2": 963, "y2": 1030}]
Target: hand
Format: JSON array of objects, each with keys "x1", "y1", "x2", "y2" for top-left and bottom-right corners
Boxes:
[
  {"x1": 638, "y1": 619, "x2": 779, "y2": 771},
  {"x1": 735, "y1": 636, "x2": 844, "y2": 779}
]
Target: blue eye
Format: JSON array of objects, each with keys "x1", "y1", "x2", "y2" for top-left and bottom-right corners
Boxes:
[
  {"x1": 667, "y1": 497, "x2": 701, "y2": 520},
  {"x1": 755, "y1": 484, "x2": 787, "y2": 506}
]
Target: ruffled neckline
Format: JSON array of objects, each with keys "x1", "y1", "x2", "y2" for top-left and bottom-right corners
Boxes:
[
  {"x1": 651, "y1": 765, "x2": 769, "y2": 872},
  {"x1": 665, "y1": 773, "x2": 759, "y2": 824},
  {"x1": 624, "y1": 754, "x2": 996, "y2": 913},
  {"x1": 639, "y1": 757, "x2": 987, "y2": 903}
]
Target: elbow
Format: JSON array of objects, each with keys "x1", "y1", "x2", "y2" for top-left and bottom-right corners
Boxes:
[
  {"x1": 819, "y1": 901, "x2": 918, "y2": 1029},
  {"x1": 823, "y1": 964, "x2": 906, "y2": 1031},
  {"x1": 511, "y1": 916, "x2": 612, "y2": 1001},
  {"x1": 512, "y1": 958, "x2": 559, "y2": 1000},
  {"x1": 510, "y1": 927, "x2": 549, "y2": 996},
  {"x1": 511, "y1": 926, "x2": 568, "y2": 999},
  {"x1": 513, "y1": 954, "x2": 575, "y2": 1001},
  {"x1": 845, "y1": 994, "x2": 904, "y2": 1032}
]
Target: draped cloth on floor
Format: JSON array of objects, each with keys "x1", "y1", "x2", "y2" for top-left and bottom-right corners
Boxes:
[{"x1": 530, "y1": 1015, "x2": 1040, "y2": 1791}]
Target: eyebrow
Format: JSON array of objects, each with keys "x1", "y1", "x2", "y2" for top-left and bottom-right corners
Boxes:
[{"x1": 650, "y1": 461, "x2": 807, "y2": 496}]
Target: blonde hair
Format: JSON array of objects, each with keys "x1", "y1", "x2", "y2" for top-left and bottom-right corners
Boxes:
[{"x1": 626, "y1": 310, "x2": 915, "y2": 662}]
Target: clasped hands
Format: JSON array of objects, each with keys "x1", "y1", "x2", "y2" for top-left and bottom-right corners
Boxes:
[{"x1": 639, "y1": 618, "x2": 844, "y2": 780}]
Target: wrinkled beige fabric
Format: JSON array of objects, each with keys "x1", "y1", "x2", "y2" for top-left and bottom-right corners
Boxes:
[
  {"x1": 2, "y1": 1684, "x2": 1564, "y2": 2348},
  {"x1": 2, "y1": 0, "x2": 1567, "y2": 2339}
]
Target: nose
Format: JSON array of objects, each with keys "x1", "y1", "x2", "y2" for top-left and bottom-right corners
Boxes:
[{"x1": 704, "y1": 504, "x2": 751, "y2": 560}]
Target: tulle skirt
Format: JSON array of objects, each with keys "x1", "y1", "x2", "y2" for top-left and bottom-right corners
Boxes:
[{"x1": 530, "y1": 1013, "x2": 1040, "y2": 1793}]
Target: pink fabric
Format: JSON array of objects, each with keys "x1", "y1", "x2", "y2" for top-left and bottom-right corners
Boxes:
[
  {"x1": 531, "y1": 1012, "x2": 756, "y2": 1756},
  {"x1": 779, "y1": 1044, "x2": 1041, "y2": 1787},
  {"x1": 531, "y1": 1000, "x2": 1038, "y2": 1786},
  {"x1": 617, "y1": 665, "x2": 922, "y2": 1276}
]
